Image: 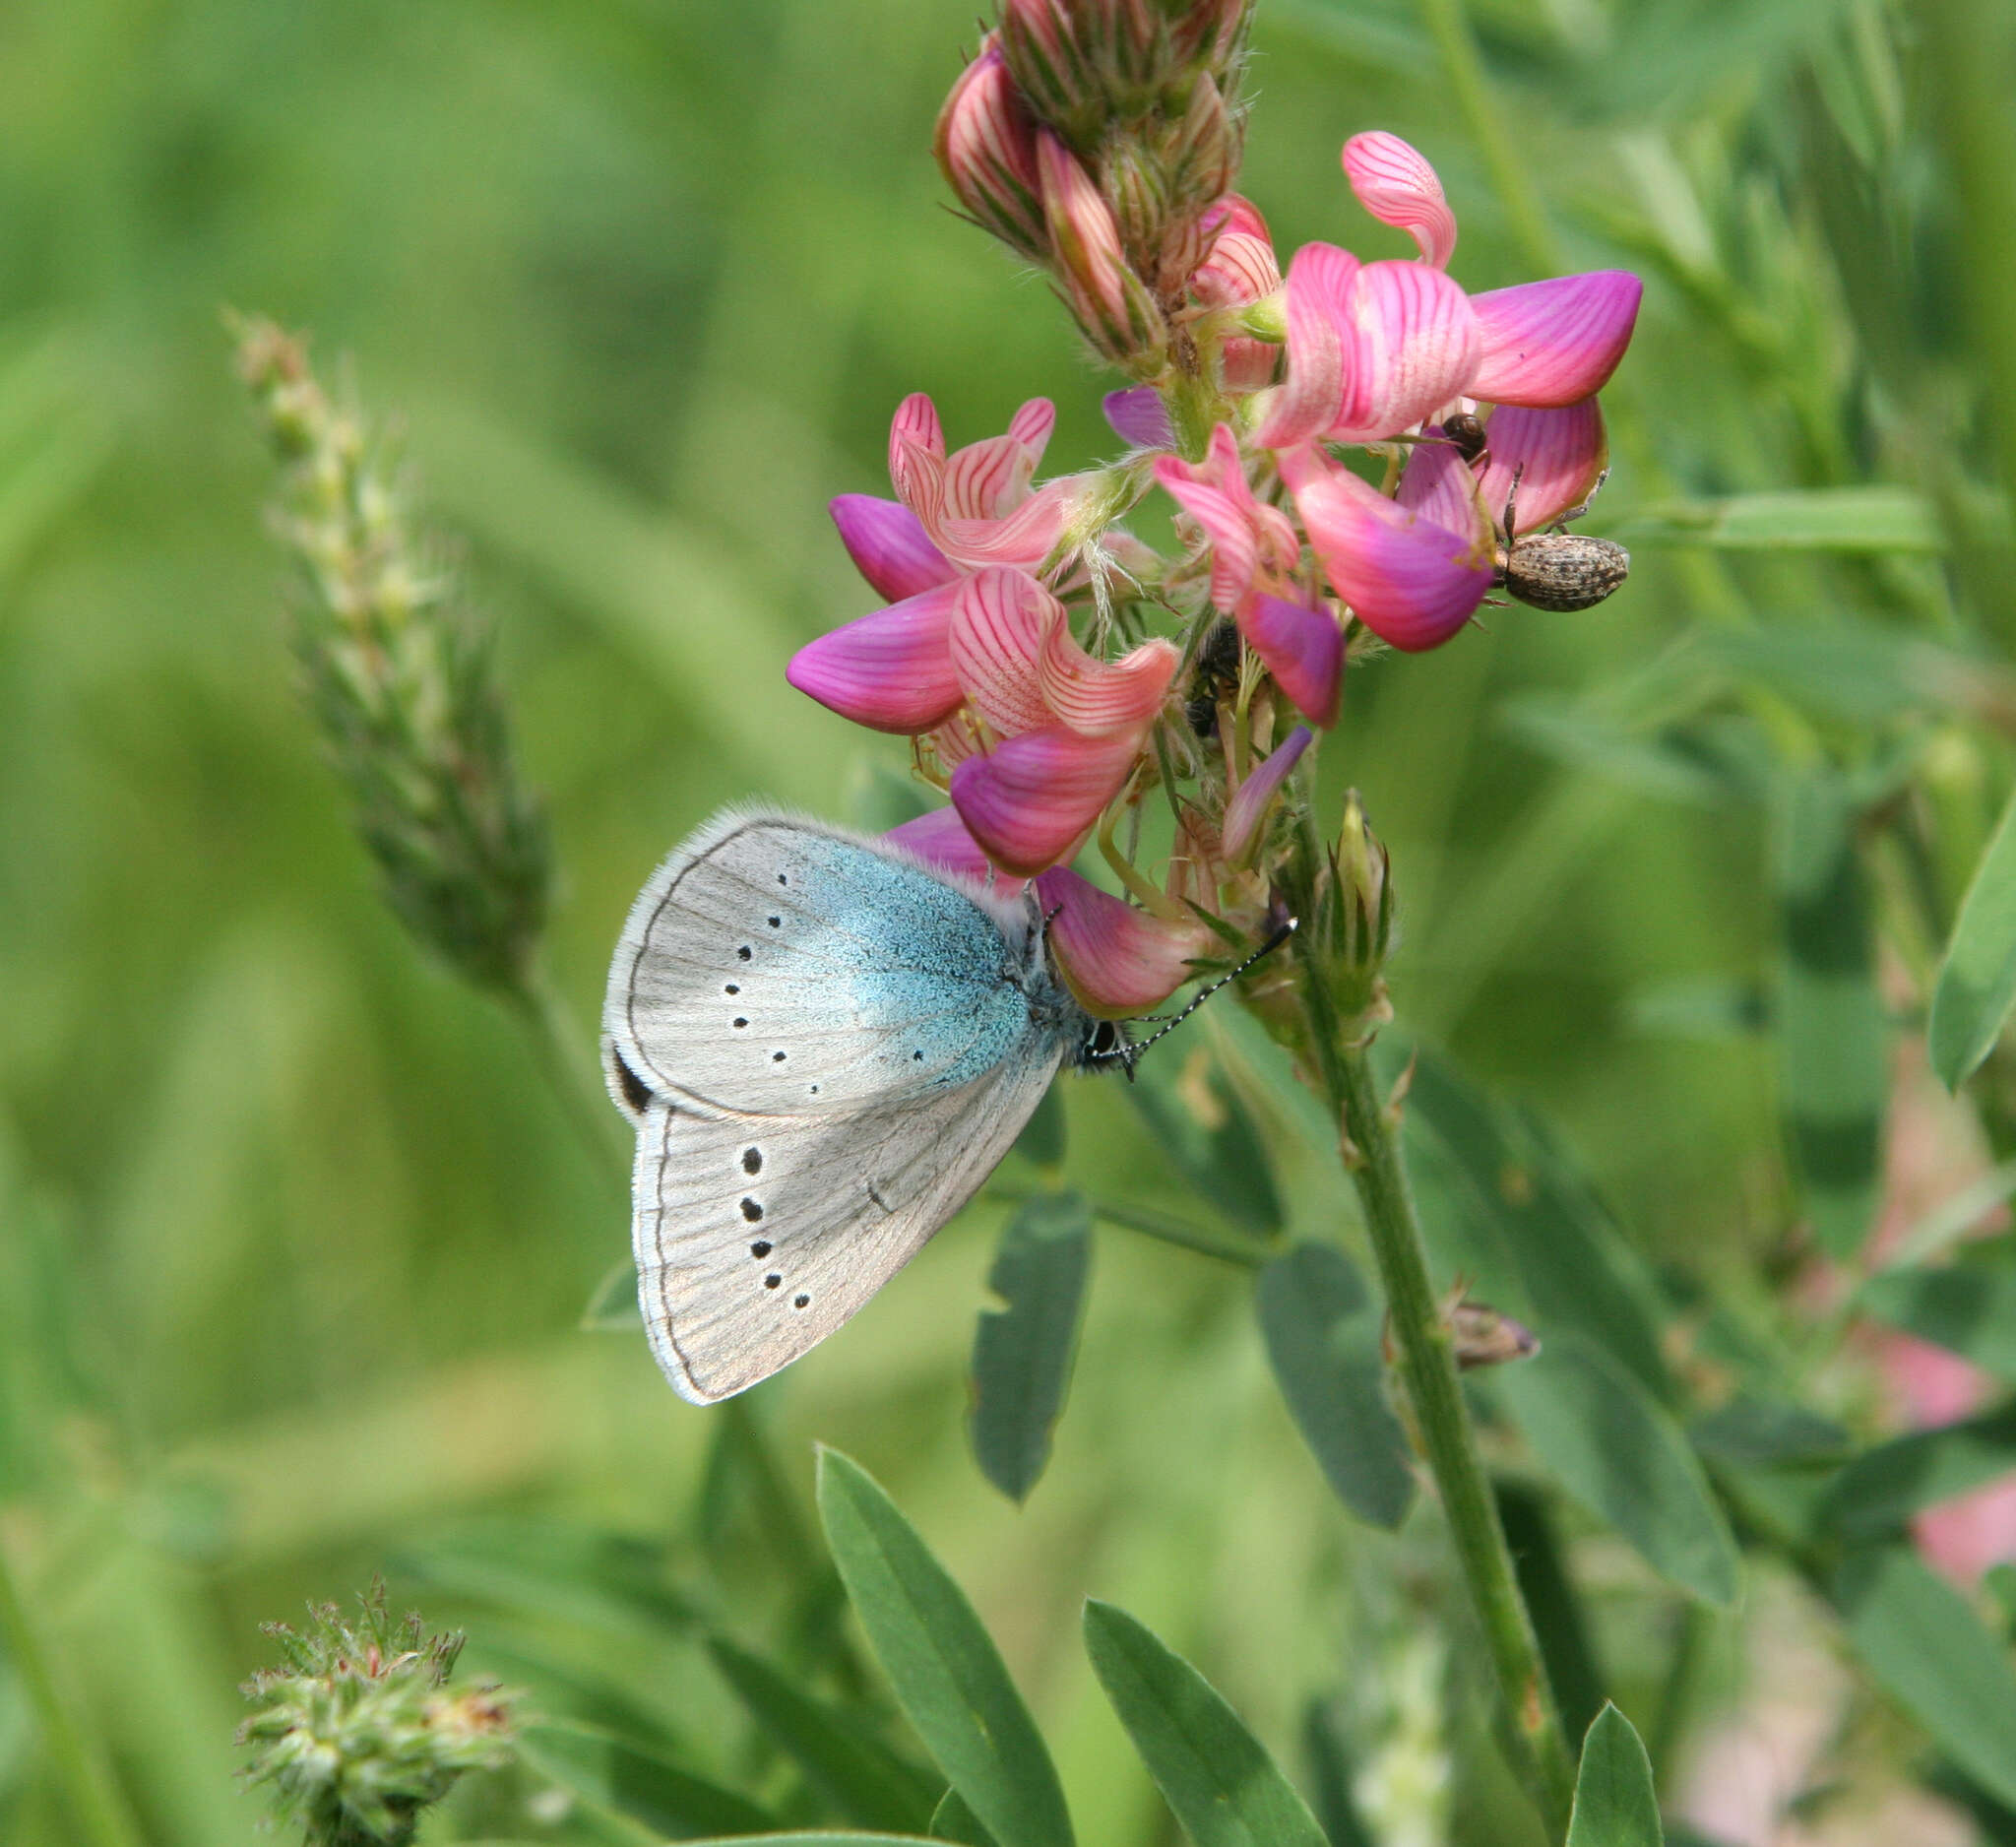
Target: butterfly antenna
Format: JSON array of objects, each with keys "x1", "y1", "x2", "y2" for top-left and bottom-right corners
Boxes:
[{"x1": 1096, "y1": 917, "x2": 1297, "y2": 1070}]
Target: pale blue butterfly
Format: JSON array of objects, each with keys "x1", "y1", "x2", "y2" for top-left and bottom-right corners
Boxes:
[{"x1": 603, "y1": 805, "x2": 1278, "y2": 1404}]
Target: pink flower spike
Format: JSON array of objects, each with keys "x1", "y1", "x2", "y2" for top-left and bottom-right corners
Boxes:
[
  {"x1": 1469, "y1": 271, "x2": 1642, "y2": 407},
  {"x1": 1039, "y1": 622, "x2": 1179, "y2": 738},
  {"x1": 1223, "y1": 726, "x2": 1314, "y2": 861},
  {"x1": 948, "y1": 567, "x2": 1053, "y2": 738},
  {"x1": 1237, "y1": 592, "x2": 1345, "y2": 727},
  {"x1": 830, "y1": 494, "x2": 957, "y2": 602},
  {"x1": 786, "y1": 581, "x2": 966, "y2": 733},
  {"x1": 1034, "y1": 866, "x2": 1215, "y2": 1016},
  {"x1": 950, "y1": 726, "x2": 1140, "y2": 876},
  {"x1": 1280, "y1": 443, "x2": 1493, "y2": 653},
  {"x1": 886, "y1": 804, "x2": 1029, "y2": 900},
  {"x1": 1104, "y1": 387, "x2": 1173, "y2": 450},
  {"x1": 1475, "y1": 401, "x2": 1608, "y2": 535},
  {"x1": 1343, "y1": 132, "x2": 1459, "y2": 270}
]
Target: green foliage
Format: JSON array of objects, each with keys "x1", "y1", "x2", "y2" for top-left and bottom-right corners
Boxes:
[
  {"x1": 1931, "y1": 783, "x2": 2016, "y2": 1089},
  {"x1": 1564, "y1": 1706, "x2": 1662, "y2": 1847}
]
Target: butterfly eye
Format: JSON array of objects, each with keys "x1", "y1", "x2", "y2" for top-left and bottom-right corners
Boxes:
[{"x1": 1090, "y1": 1021, "x2": 1120, "y2": 1057}]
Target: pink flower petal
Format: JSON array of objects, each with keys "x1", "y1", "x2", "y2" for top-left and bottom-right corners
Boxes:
[
  {"x1": 1469, "y1": 271, "x2": 1642, "y2": 407},
  {"x1": 1474, "y1": 400, "x2": 1608, "y2": 534},
  {"x1": 1104, "y1": 387, "x2": 1173, "y2": 450},
  {"x1": 1257, "y1": 241, "x2": 1357, "y2": 449},
  {"x1": 1040, "y1": 623, "x2": 1178, "y2": 737},
  {"x1": 1155, "y1": 424, "x2": 1298, "y2": 611},
  {"x1": 1280, "y1": 443, "x2": 1493, "y2": 653},
  {"x1": 1395, "y1": 431, "x2": 1492, "y2": 540},
  {"x1": 1221, "y1": 336, "x2": 1281, "y2": 395},
  {"x1": 830, "y1": 494, "x2": 958, "y2": 602},
  {"x1": 1222, "y1": 725, "x2": 1314, "y2": 860},
  {"x1": 950, "y1": 726, "x2": 1140, "y2": 876},
  {"x1": 1237, "y1": 591, "x2": 1345, "y2": 726},
  {"x1": 1034, "y1": 865, "x2": 1215, "y2": 1016},
  {"x1": 1343, "y1": 132, "x2": 1458, "y2": 270},
  {"x1": 886, "y1": 804, "x2": 1028, "y2": 899},
  {"x1": 932, "y1": 39, "x2": 1046, "y2": 261},
  {"x1": 1202, "y1": 194, "x2": 1271, "y2": 244},
  {"x1": 1007, "y1": 397, "x2": 1055, "y2": 459},
  {"x1": 928, "y1": 476, "x2": 1077, "y2": 572},
  {"x1": 889, "y1": 392, "x2": 944, "y2": 489},
  {"x1": 948, "y1": 567, "x2": 1052, "y2": 737},
  {"x1": 786, "y1": 581, "x2": 966, "y2": 732},
  {"x1": 1193, "y1": 229, "x2": 1282, "y2": 309}
]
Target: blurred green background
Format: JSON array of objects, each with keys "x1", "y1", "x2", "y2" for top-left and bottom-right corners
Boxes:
[{"x1": 3, "y1": 0, "x2": 2013, "y2": 1841}]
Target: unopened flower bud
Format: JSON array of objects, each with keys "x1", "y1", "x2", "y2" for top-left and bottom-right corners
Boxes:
[
  {"x1": 935, "y1": 37, "x2": 1050, "y2": 264},
  {"x1": 1306, "y1": 788, "x2": 1393, "y2": 1031},
  {"x1": 1039, "y1": 131, "x2": 1167, "y2": 366},
  {"x1": 1449, "y1": 1299, "x2": 1539, "y2": 1369}
]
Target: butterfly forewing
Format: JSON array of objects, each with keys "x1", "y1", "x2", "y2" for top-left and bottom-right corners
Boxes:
[
  {"x1": 607, "y1": 814, "x2": 1034, "y2": 1117},
  {"x1": 631, "y1": 1045, "x2": 1060, "y2": 1403}
]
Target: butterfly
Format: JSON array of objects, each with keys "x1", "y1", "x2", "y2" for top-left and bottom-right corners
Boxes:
[{"x1": 600, "y1": 807, "x2": 1128, "y2": 1405}]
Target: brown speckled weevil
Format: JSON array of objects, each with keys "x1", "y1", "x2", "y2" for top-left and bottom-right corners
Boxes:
[{"x1": 1495, "y1": 464, "x2": 1629, "y2": 612}]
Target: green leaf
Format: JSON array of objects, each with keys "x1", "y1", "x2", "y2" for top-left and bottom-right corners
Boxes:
[
  {"x1": 1776, "y1": 775, "x2": 1886, "y2": 1258},
  {"x1": 579, "y1": 1257, "x2": 644, "y2": 1331},
  {"x1": 1010, "y1": 1083, "x2": 1066, "y2": 1173},
  {"x1": 1496, "y1": 1482, "x2": 1608, "y2": 1748},
  {"x1": 1492, "y1": 1331, "x2": 1739, "y2": 1606},
  {"x1": 1688, "y1": 1396, "x2": 1856, "y2": 1469},
  {"x1": 1821, "y1": 1402, "x2": 2016, "y2": 1538},
  {"x1": 1835, "y1": 1547, "x2": 2016, "y2": 1810},
  {"x1": 970, "y1": 1189, "x2": 1093, "y2": 1503},
  {"x1": 930, "y1": 1787, "x2": 1000, "y2": 1847},
  {"x1": 1565, "y1": 1705, "x2": 1663, "y2": 1847},
  {"x1": 1932, "y1": 782, "x2": 2016, "y2": 1088},
  {"x1": 664, "y1": 1837, "x2": 949, "y2": 1846},
  {"x1": 705, "y1": 1636, "x2": 941, "y2": 1833},
  {"x1": 1299, "y1": 1702, "x2": 1376, "y2": 1847},
  {"x1": 1617, "y1": 487, "x2": 1941, "y2": 551},
  {"x1": 1255, "y1": 1242, "x2": 1415, "y2": 1529},
  {"x1": 1081, "y1": 1600, "x2": 1329, "y2": 1847},
  {"x1": 1399, "y1": 1049, "x2": 1671, "y2": 1401},
  {"x1": 1858, "y1": 1241, "x2": 2016, "y2": 1383},
  {"x1": 517, "y1": 1720, "x2": 779, "y2": 1839},
  {"x1": 1126, "y1": 1040, "x2": 1283, "y2": 1237},
  {"x1": 815, "y1": 1450, "x2": 1074, "y2": 1847}
]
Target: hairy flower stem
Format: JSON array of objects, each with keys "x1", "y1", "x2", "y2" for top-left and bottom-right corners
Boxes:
[
  {"x1": 0, "y1": 1543, "x2": 143, "y2": 1847},
  {"x1": 1296, "y1": 970, "x2": 1577, "y2": 1837}
]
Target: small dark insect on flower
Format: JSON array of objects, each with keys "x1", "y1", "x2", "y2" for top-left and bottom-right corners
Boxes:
[
  {"x1": 1442, "y1": 411, "x2": 1487, "y2": 464},
  {"x1": 1494, "y1": 466, "x2": 1629, "y2": 613},
  {"x1": 1186, "y1": 615, "x2": 1243, "y2": 736}
]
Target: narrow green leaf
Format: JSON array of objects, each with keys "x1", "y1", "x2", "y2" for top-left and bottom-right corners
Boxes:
[
  {"x1": 1821, "y1": 1402, "x2": 2016, "y2": 1538},
  {"x1": 1082, "y1": 1600, "x2": 1329, "y2": 1847},
  {"x1": 1776, "y1": 775, "x2": 1886, "y2": 1258},
  {"x1": 579, "y1": 1256, "x2": 644, "y2": 1331},
  {"x1": 1835, "y1": 1547, "x2": 2016, "y2": 1810},
  {"x1": 706, "y1": 1636, "x2": 940, "y2": 1833},
  {"x1": 1565, "y1": 1705, "x2": 1663, "y2": 1847},
  {"x1": 1400, "y1": 1050, "x2": 1671, "y2": 1400},
  {"x1": 1255, "y1": 1243, "x2": 1415, "y2": 1529},
  {"x1": 1126, "y1": 1041, "x2": 1283, "y2": 1237},
  {"x1": 1858, "y1": 1241, "x2": 2016, "y2": 1383},
  {"x1": 1299, "y1": 1701, "x2": 1376, "y2": 1847},
  {"x1": 1493, "y1": 1331, "x2": 1739, "y2": 1606},
  {"x1": 815, "y1": 1450, "x2": 1074, "y2": 1847},
  {"x1": 666, "y1": 1837, "x2": 947, "y2": 1846},
  {"x1": 1496, "y1": 1483, "x2": 1608, "y2": 1747},
  {"x1": 517, "y1": 1721, "x2": 779, "y2": 1839},
  {"x1": 970, "y1": 1189, "x2": 1093, "y2": 1502},
  {"x1": 930, "y1": 1787, "x2": 1000, "y2": 1846},
  {"x1": 1932, "y1": 782, "x2": 2016, "y2": 1088},
  {"x1": 1010, "y1": 1083, "x2": 1067, "y2": 1173},
  {"x1": 1688, "y1": 1396, "x2": 1856, "y2": 1469},
  {"x1": 396, "y1": 1517, "x2": 697, "y2": 1639},
  {"x1": 1617, "y1": 487, "x2": 1942, "y2": 550}
]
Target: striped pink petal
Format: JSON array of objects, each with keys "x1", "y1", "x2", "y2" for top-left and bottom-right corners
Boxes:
[
  {"x1": 1474, "y1": 401, "x2": 1608, "y2": 534},
  {"x1": 785, "y1": 581, "x2": 966, "y2": 732},
  {"x1": 1034, "y1": 866, "x2": 1215, "y2": 1016},
  {"x1": 1040, "y1": 622, "x2": 1179, "y2": 737},
  {"x1": 1396, "y1": 432, "x2": 1491, "y2": 541},
  {"x1": 1202, "y1": 194, "x2": 1271, "y2": 244},
  {"x1": 830, "y1": 494, "x2": 957, "y2": 602},
  {"x1": 950, "y1": 726, "x2": 1140, "y2": 876},
  {"x1": 1280, "y1": 443, "x2": 1493, "y2": 652},
  {"x1": 1222, "y1": 725, "x2": 1314, "y2": 861},
  {"x1": 1104, "y1": 387, "x2": 1173, "y2": 450},
  {"x1": 1343, "y1": 132, "x2": 1459, "y2": 270},
  {"x1": 1007, "y1": 397, "x2": 1055, "y2": 458},
  {"x1": 1256, "y1": 242, "x2": 1357, "y2": 449},
  {"x1": 928, "y1": 710, "x2": 986, "y2": 770},
  {"x1": 1194, "y1": 229, "x2": 1282, "y2": 309},
  {"x1": 1221, "y1": 337, "x2": 1282, "y2": 394},
  {"x1": 1236, "y1": 592, "x2": 1345, "y2": 727},
  {"x1": 1469, "y1": 271, "x2": 1642, "y2": 407},
  {"x1": 886, "y1": 805, "x2": 1029, "y2": 899},
  {"x1": 1155, "y1": 424, "x2": 1298, "y2": 611},
  {"x1": 888, "y1": 392, "x2": 944, "y2": 490},
  {"x1": 948, "y1": 567, "x2": 1051, "y2": 737}
]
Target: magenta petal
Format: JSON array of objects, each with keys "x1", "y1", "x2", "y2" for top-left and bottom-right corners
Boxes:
[
  {"x1": 830, "y1": 494, "x2": 958, "y2": 602},
  {"x1": 1343, "y1": 132, "x2": 1458, "y2": 270},
  {"x1": 785, "y1": 581, "x2": 965, "y2": 733},
  {"x1": 1332, "y1": 259, "x2": 1480, "y2": 442},
  {"x1": 1237, "y1": 594, "x2": 1345, "y2": 727},
  {"x1": 1474, "y1": 401, "x2": 1607, "y2": 534},
  {"x1": 1396, "y1": 434, "x2": 1490, "y2": 541},
  {"x1": 1103, "y1": 387, "x2": 1174, "y2": 450},
  {"x1": 1033, "y1": 866, "x2": 1214, "y2": 1016},
  {"x1": 1469, "y1": 271, "x2": 1642, "y2": 408},
  {"x1": 1257, "y1": 241, "x2": 1358, "y2": 448},
  {"x1": 885, "y1": 805, "x2": 1029, "y2": 899},
  {"x1": 949, "y1": 726, "x2": 1139, "y2": 876},
  {"x1": 1281, "y1": 445, "x2": 1493, "y2": 653},
  {"x1": 1222, "y1": 725, "x2": 1314, "y2": 861}
]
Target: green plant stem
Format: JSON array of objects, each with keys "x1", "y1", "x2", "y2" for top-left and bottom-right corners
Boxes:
[
  {"x1": 508, "y1": 963, "x2": 632, "y2": 1185},
  {"x1": 0, "y1": 1541, "x2": 144, "y2": 1847},
  {"x1": 1298, "y1": 979, "x2": 1577, "y2": 1836}
]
